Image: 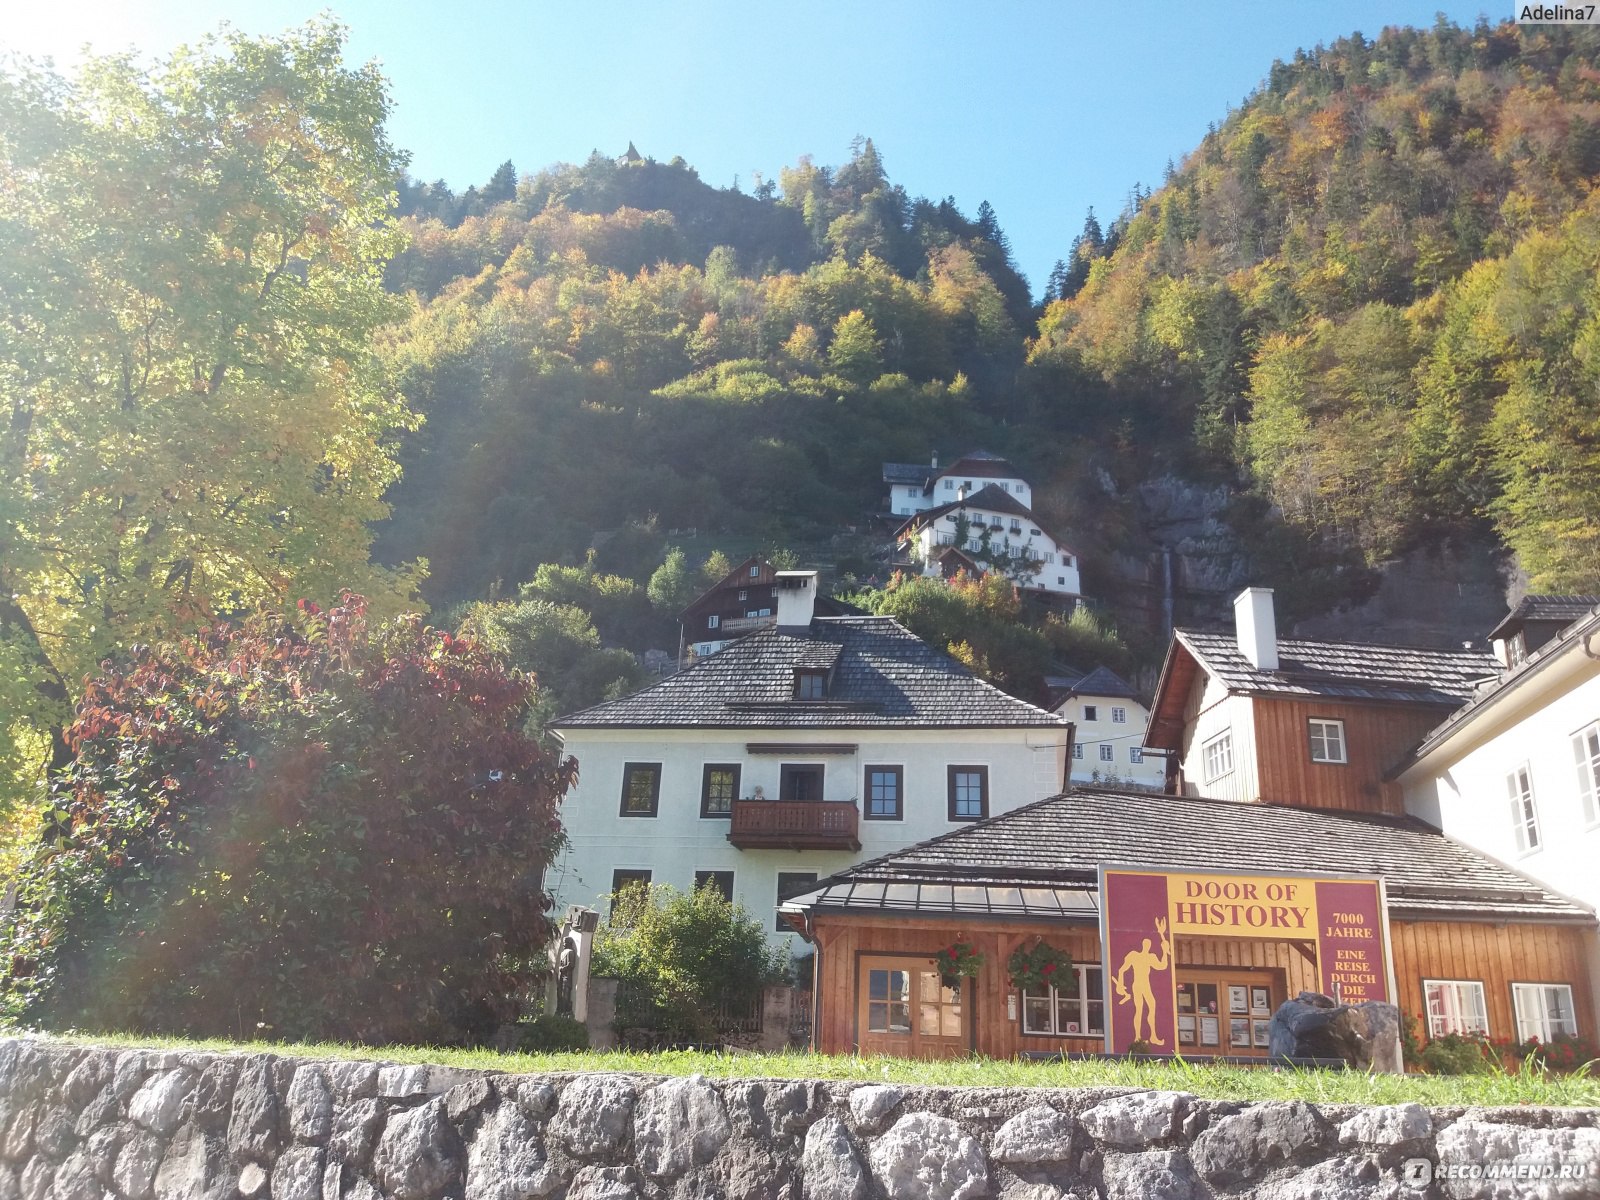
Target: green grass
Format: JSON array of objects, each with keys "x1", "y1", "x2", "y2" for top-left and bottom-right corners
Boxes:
[{"x1": 35, "y1": 1032, "x2": 1600, "y2": 1107}]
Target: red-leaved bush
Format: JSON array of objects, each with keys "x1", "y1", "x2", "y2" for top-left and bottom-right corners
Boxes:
[{"x1": 0, "y1": 594, "x2": 575, "y2": 1045}]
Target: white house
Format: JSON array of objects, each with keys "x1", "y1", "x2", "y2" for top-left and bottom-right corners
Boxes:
[
  {"x1": 1054, "y1": 666, "x2": 1164, "y2": 789},
  {"x1": 547, "y1": 571, "x2": 1071, "y2": 952},
  {"x1": 1396, "y1": 598, "x2": 1600, "y2": 920},
  {"x1": 882, "y1": 450, "x2": 1033, "y2": 518},
  {"x1": 895, "y1": 484, "x2": 1081, "y2": 598}
]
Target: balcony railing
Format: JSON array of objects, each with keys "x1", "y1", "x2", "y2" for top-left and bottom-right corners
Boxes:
[
  {"x1": 719, "y1": 615, "x2": 775, "y2": 634},
  {"x1": 727, "y1": 799, "x2": 861, "y2": 851}
]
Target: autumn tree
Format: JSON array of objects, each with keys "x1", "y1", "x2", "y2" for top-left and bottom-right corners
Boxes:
[
  {"x1": 0, "y1": 22, "x2": 419, "y2": 804},
  {"x1": 0, "y1": 595, "x2": 574, "y2": 1044}
]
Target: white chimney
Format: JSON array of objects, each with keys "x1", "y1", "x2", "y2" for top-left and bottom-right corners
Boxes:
[
  {"x1": 1233, "y1": 587, "x2": 1279, "y2": 671},
  {"x1": 931, "y1": 451, "x2": 939, "y2": 468},
  {"x1": 775, "y1": 571, "x2": 818, "y2": 634}
]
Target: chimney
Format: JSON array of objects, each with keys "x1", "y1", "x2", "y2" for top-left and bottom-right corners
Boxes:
[
  {"x1": 775, "y1": 571, "x2": 818, "y2": 635},
  {"x1": 1233, "y1": 587, "x2": 1279, "y2": 671},
  {"x1": 931, "y1": 451, "x2": 939, "y2": 469}
]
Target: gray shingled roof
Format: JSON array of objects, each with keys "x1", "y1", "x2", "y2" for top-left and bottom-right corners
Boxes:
[
  {"x1": 785, "y1": 787, "x2": 1593, "y2": 925},
  {"x1": 1064, "y1": 666, "x2": 1141, "y2": 702},
  {"x1": 1176, "y1": 629, "x2": 1498, "y2": 706},
  {"x1": 1396, "y1": 605, "x2": 1600, "y2": 775},
  {"x1": 552, "y1": 616, "x2": 1066, "y2": 730},
  {"x1": 883, "y1": 462, "x2": 935, "y2": 487},
  {"x1": 1486, "y1": 595, "x2": 1600, "y2": 642}
]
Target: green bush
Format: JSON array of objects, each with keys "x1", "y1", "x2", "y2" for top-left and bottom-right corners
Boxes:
[
  {"x1": 591, "y1": 882, "x2": 786, "y2": 1043},
  {"x1": 1418, "y1": 1032, "x2": 1497, "y2": 1075},
  {"x1": 517, "y1": 1015, "x2": 590, "y2": 1052}
]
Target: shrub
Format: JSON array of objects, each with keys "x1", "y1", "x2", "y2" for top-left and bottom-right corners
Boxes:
[
  {"x1": 0, "y1": 594, "x2": 574, "y2": 1046},
  {"x1": 591, "y1": 882, "x2": 786, "y2": 1043},
  {"x1": 1417, "y1": 1032, "x2": 1497, "y2": 1075},
  {"x1": 517, "y1": 1014, "x2": 590, "y2": 1052}
]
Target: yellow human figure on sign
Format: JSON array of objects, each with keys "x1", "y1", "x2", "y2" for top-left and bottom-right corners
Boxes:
[{"x1": 1113, "y1": 917, "x2": 1172, "y2": 1047}]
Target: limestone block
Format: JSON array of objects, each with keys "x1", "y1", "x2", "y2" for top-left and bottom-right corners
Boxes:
[
  {"x1": 991, "y1": 1105, "x2": 1079, "y2": 1166},
  {"x1": 866, "y1": 1112, "x2": 989, "y2": 1200},
  {"x1": 372, "y1": 1098, "x2": 462, "y2": 1200},
  {"x1": 634, "y1": 1077, "x2": 731, "y2": 1179},
  {"x1": 551, "y1": 1077, "x2": 635, "y2": 1159},
  {"x1": 799, "y1": 1117, "x2": 866, "y2": 1200},
  {"x1": 1078, "y1": 1092, "x2": 1190, "y2": 1150}
]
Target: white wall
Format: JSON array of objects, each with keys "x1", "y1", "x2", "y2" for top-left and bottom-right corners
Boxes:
[
  {"x1": 1060, "y1": 694, "x2": 1165, "y2": 788},
  {"x1": 1400, "y1": 655, "x2": 1600, "y2": 914},
  {"x1": 549, "y1": 725, "x2": 1068, "y2": 952},
  {"x1": 1176, "y1": 673, "x2": 1260, "y2": 802},
  {"x1": 890, "y1": 474, "x2": 1033, "y2": 516}
]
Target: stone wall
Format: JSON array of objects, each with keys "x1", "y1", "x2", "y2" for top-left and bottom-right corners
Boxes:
[{"x1": 2, "y1": 1037, "x2": 1596, "y2": 1200}]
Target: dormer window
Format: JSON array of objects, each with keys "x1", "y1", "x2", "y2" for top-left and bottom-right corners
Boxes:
[{"x1": 794, "y1": 670, "x2": 827, "y2": 700}]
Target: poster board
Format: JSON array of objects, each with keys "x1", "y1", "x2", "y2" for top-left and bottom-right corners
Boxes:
[{"x1": 1099, "y1": 866, "x2": 1391, "y2": 1055}]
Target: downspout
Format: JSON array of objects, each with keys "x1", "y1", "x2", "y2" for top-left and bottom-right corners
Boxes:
[{"x1": 1584, "y1": 630, "x2": 1600, "y2": 661}]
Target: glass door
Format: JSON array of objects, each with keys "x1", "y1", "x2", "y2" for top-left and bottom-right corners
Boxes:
[{"x1": 857, "y1": 955, "x2": 968, "y2": 1058}]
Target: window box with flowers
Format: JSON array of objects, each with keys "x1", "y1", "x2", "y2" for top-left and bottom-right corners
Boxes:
[
  {"x1": 931, "y1": 941, "x2": 984, "y2": 990},
  {"x1": 1006, "y1": 939, "x2": 1075, "y2": 995}
]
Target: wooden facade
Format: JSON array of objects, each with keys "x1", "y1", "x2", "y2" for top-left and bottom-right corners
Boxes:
[
  {"x1": 1248, "y1": 697, "x2": 1454, "y2": 815},
  {"x1": 808, "y1": 911, "x2": 1599, "y2": 1061}
]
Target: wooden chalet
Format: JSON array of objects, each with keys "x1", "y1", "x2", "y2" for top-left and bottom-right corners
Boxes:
[
  {"x1": 678, "y1": 556, "x2": 858, "y2": 661},
  {"x1": 782, "y1": 788, "x2": 1597, "y2": 1060}
]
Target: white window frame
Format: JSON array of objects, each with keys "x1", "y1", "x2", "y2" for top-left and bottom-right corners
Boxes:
[
  {"x1": 1512, "y1": 983, "x2": 1578, "y2": 1042},
  {"x1": 1308, "y1": 718, "x2": 1347, "y2": 764},
  {"x1": 1021, "y1": 964, "x2": 1104, "y2": 1037},
  {"x1": 1423, "y1": 979, "x2": 1489, "y2": 1038},
  {"x1": 1129, "y1": 746, "x2": 1144, "y2": 764},
  {"x1": 1506, "y1": 763, "x2": 1541, "y2": 855},
  {"x1": 1202, "y1": 730, "x2": 1234, "y2": 782},
  {"x1": 1573, "y1": 721, "x2": 1600, "y2": 828},
  {"x1": 1111, "y1": 707, "x2": 1127, "y2": 724},
  {"x1": 707, "y1": 614, "x2": 720, "y2": 630},
  {"x1": 1071, "y1": 743, "x2": 1083, "y2": 760},
  {"x1": 1098, "y1": 744, "x2": 1114, "y2": 762}
]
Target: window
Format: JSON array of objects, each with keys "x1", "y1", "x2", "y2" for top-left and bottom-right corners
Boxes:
[
  {"x1": 1512, "y1": 983, "x2": 1578, "y2": 1042},
  {"x1": 1573, "y1": 722, "x2": 1600, "y2": 826},
  {"x1": 947, "y1": 766, "x2": 988, "y2": 821},
  {"x1": 1099, "y1": 744, "x2": 1114, "y2": 763},
  {"x1": 1129, "y1": 746, "x2": 1144, "y2": 764},
  {"x1": 1000, "y1": 482, "x2": 1010, "y2": 492},
  {"x1": 619, "y1": 763, "x2": 661, "y2": 817},
  {"x1": 1111, "y1": 707, "x2": 1127, "y2": 724},
  {"x1": 1029, "y1": 528, "x2": 1041, "y2": 537},
  {"x1": 1202, "y1": 731, "x2": 1234, "y2": 782},
  {"x1": 693, "y1": 870, "x2": 734, "y2": 903},
  {"x1": 776, "y1": 871, "x2": 818, "y2": 931},
  {"x1": 1010, "y1": 519, "x2": 1022, "y2": 533},
  {"x1": 1082, "y1": 705, "x2": 1098, "y2": 722},
  {"x1": 1043, "y1": 552, "x2": 1054, "y2": 564},
  {"x1": 700, "y1": 763, "x2": 740, "y2": 818},
  {"x1": 707, "y1": 614, "x2": 720, "y2": 630},
  {"x1": 610, "y1": 869, "x2": 651, "y2": 917},
  {"x1": 1057, "y1": 576, "x2": 1066, "y2": 585},
  {"x1": 738, "y1": 589, "x2": 748, "y2": 601},
  {"x1": 1507, "y1": 764, "x2": 1541, "y2": 854},
  {"x1": 1063, "y1": 556, "x2": 1074, "y2": 568},
  {"x1": 1424, "y1": 979, "x2": 1489, "y2": 1038},
  {"x1": 1308, "y1": 719, "x2": 1347, "y2": 764},
  {"x1": 780, "y1": 764, "x2": 824, "y2": 801},
  {"x1": 1022, "y1": 965, "x2": 1104, "y2": 1037},
  {"x1": 944, "y1": 479, "x2": 954, "y2": 491},
  {"x1": 749, "y1": 565, "x2": 760, "y2": 577},
  {"x1": 864, "y1": 765, "x2": 903, "y2": 820},
  {"x1": 962, "y1": 480, "x2": 972, "y2": 491},
  {"x1": 1072, "y1": 743, "x2": 1083, "y2": 760},
  {"x1": 794, "y1": 670, "x2": 827, "y2": 700}
]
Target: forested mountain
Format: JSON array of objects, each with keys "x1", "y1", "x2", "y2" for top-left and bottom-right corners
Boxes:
[
  {"x1": 374, "y1": 18, "x2": 1600, "y2": 638},
  {"x1": 1035, "y1": 17, "x2": 1600, "y2": 592}
]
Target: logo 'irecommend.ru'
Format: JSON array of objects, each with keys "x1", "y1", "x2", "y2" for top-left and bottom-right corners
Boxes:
[{"x1": 1400, "y1": 1158, "x2": 1593, "y2": 1187}]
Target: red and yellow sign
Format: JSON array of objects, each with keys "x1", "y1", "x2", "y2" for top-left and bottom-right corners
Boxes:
[{"x1": 1099, "y1": 867, "x2": 1390, "y2": 1054}]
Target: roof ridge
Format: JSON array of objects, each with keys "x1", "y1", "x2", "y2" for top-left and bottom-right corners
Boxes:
[{"x1": 1178, "y1": 626, "x2": 1498, "y2": 659}]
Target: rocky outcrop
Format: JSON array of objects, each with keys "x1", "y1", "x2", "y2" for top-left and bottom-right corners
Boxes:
[{"x1": 0, "y1": 1038, "x2": 1595, "y2": 1200}]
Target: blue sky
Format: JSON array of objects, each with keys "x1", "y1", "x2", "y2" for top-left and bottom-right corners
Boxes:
[{"x1": 10, "y1": 1, "x2": 1497, "y2": 295}]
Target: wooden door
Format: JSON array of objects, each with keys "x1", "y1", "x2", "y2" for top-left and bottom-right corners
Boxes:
[{"x1": 856, "y1": 955, "x2": 968, "y2": 1058}]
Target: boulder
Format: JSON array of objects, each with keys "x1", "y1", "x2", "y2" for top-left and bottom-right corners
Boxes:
[
  {"x1": 551, "y1": 1077, "x2": 635, "y2": 1159},
  {"x1": 867, "y1": 1113, "x2": 988, "y2": 1200},
  {"x1": 271, "y1": 1145, "x2": 325, "y2": 1200},
  {"x1": 1099, "y1": 1150, "x2": 1203, "y2": 1200},
  {"x1": 1189, "y1": 1101, "x2": 1332, "y2": 1188},
  {"x1": 228, "y1": 1057, "x2": 283, "y2": 1166},
  {"x1": 800, "y1": 1117, "x2": 867, "y2": 1200},
  {"x1": 846, "y1": 1085, "x2": 902, "y2": 1132},
  {"x1": 465, "y1": 1100, "x2": 560, "y2": 1200},
  {"x1": 1266, "y1": 992, "x2": 1370, "y2": 1065},
  {"x1": 130, "y1": 1070, "x2": 196, "y2": 1137},
  {"x1": 990, "y1": 1106, "x2": 1079, "y2": 1166},
  {"x1": 1079, "y1": 1092, "x2": 1189, "y2": 1150},
  {"x1": 372, "y1": 1099, "x2": 463, "y2": 1200},
  {"x1": 633, "y1": 1076, "x2": 730, "y2": 1179},
  {"x1": 286, "y1": 1068, "x2": 334, "y2": 1145}
]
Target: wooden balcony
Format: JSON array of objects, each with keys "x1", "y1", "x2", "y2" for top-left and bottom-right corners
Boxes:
[
  {"x1": 727, "y1": 799, "x2": 861, "y2": 851},
  {"x1": 720, "y1": 615, "x2": 775, "y2": 634}
]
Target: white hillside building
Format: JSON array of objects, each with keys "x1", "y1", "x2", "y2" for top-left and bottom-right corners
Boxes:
[
  {"x1": 1396, "y1": 597, "x2": 1600, "y2": 918},
  {"x1": 895, "y1": 484, "x2": 1081, "y2": 598},
  {"x1": 547, "y1": 571, "x2": 1071, "y2": 952},
  {"x1": 1054, "y1": 667, "x2": 1164, "y2": 789},
  {"x1": 882, "y1": 450, "x2": 1033, "y2": 518}
]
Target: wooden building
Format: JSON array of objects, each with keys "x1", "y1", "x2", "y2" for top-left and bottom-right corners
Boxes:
[
  {"x1": 677, "y1": 556, "x2": 859, "y2": 662},
  {"x1": 783, "y1": 788, "x2": 1598, "y2": 1060}
]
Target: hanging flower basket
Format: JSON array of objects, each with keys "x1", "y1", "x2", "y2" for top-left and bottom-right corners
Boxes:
[
  {"x1": 1006, "y1": 939, "x2": 1075, "y2": 994},
  {"x1": 932, "y1": 941, "x2": 984, "y2": 990}
]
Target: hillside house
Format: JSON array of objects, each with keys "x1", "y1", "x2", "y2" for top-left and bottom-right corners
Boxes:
[
  {"x1": 1056, "y1": 667, "x2": 1164, "y2": 789},
  {"x1": 895, "y1": 485, "x2": 1082, "y2": 598},
  {"x1": 881, "y1": 450, "x2": 1034, "y2": 518},
  {"x1": 548, "y1": 571, "x2": 1071, "y2": 952},
  {"x1": 782, "y1": 787, "x2": 1596, "y2": 1059},
  {"x1": 1395, "y1": 598, "x2": 1600, "y2": 920},
  {"x1": 678, "y1": 556, "x2": 859, "y2": 660},
  {"x1": 1145, "y1": 588, "x2": 1498, "y2": 814}
]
